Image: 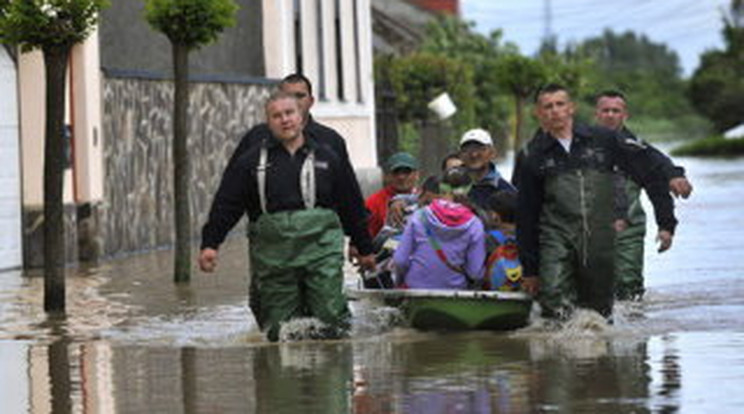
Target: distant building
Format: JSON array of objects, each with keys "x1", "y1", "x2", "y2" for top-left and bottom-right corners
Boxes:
[
  {"x1": 372, "y1": 0, "x2": 460, "y2": 56},
  {"x1": 723, "y1": 123, "x2": 744, "y2": 140},
  {"x1": 7, "y1": 0, "x2": 377, "y2": 269}
]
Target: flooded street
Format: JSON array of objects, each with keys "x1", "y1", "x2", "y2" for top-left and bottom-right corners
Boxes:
[{"x1": 1, "y1": 154, "x2": 743, "y2": 413}]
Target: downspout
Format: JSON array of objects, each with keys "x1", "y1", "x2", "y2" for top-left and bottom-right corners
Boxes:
[{"x1": 68, "y1": 51, "x2": 78, "y2": 203}]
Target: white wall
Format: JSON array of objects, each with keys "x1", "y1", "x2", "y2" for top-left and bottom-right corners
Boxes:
[
  {"x1": 263, "y1": 0, "x2": 378, "y2": 170},
  {"x1": 0, "y1": 48, "x2": 23, "y2": 270}
]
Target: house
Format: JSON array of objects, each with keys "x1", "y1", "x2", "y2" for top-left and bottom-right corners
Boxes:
[
  {"x1": 0, "y1": 46, "x2": 23, "y2": 271},
  {"x1": 372, "y1": 0, "x2": 459, "y2": 56},
  {"x1": 723, "y1": 122, "x2": 744, "y2": 140},
  {"x1": 9, "y1": 0, "x2": 377, "y2": 268}
]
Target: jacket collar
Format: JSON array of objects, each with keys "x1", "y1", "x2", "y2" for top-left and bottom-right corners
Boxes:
[{"x1": 534, "y1": 123, "x2": 594, "y2": 153}]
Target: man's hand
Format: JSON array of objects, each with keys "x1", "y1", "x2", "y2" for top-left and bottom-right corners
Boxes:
[
  {"x1": 669, "y1": 177, "x2": 693, "y2": 199},
  {"x1": 614, "y1": 219, "x2": 629, "y2": 233},
  {"x1": 522, "y1": 276, "x2": 539, "y2": 296},
  {"x1": 656, "y1": 230, "x2": 673, "y2": 253},
  {"x1": 354, "y1": 254, "x2": 377, "y2": 272},
  {"x1": 348, "y1": 245, "x2": 361, "y2": 263},
  {"x1": 387, "y1": 200, "x2": 408, "y2": 228},
  {"x1": 198, "y1": 248, "x2": 219, "y2": 272}
]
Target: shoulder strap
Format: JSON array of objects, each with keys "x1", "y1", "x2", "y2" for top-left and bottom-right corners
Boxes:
[
  {"x1": 300, "y1": 150, "x2": 316, "y2": 209},
  {"x1": 257, "y1": 141, "x2": 269, "y2": 214},
  {"x1": 257, "y1": 141, "x2": 316, "y2": 214}
]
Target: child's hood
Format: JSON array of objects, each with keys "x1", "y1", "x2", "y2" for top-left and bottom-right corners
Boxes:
[{"x1": 422, "y1": 199, "x2": 479, "y2": 239}]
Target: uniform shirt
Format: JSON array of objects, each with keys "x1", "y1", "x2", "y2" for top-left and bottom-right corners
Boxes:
[
  {"x1": 514, "y1": 123, "x2": 680, "y2": 277},
  {"x1": 223, "y1": 116, "x2": 369, "y2": 238},
  {"x1": 201, "y1": 133, "x2": 374, "y2": 255}
]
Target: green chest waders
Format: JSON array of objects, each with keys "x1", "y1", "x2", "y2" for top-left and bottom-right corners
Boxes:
[
  {"x1": 248, "y1": 145, "x2": 349, "y2": 341},
  {"x1": 538, "y1": 169, "x2": 617, "y2": 318},
  {"x1": 614, "y1": 179, "x2": 647, "y2": 300}
]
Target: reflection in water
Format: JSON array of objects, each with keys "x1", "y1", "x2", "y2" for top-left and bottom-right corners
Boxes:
[
  {"x1": 47, "y1": 338, "x2": 72, "y2": 414},
  {"x1": 1, "y1": 156, "x2": 743, "y2": 413},
  {"x1": 254, "y1": 343, "x2": 352, "y2": 414},
  {"x1": 649, "y1": 335, "x2": 682, "y2": 414},
  {"x1": 9, "y1": 318, "x2": 744, "y2": 413}
]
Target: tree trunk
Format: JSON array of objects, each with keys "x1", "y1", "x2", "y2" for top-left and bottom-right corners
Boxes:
[
  {"x1": 173, "y1": 43, "x2": 191, "y2": 282},
  {"x1": 513, "y1": 95, "x2": 525, "y2": 163},
  {"x1": 42, "y1": 45, "x2": 71, "y2": 314}
]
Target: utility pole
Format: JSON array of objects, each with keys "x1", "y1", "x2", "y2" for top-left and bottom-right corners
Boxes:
[{"x1": 543, "y1": 0, "x2": 553, "y2": 43}]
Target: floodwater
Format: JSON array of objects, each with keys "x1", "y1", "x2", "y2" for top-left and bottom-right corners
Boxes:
[{"x1": 1, "y1": 154, "x2": 743, "y2": 413}]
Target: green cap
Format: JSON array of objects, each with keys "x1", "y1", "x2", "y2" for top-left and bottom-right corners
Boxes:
[{"x1": 386, "y1": 152, "x2": 418, "y2": 172}]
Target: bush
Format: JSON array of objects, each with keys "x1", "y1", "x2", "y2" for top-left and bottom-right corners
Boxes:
[{"x1": 671, "y1": 136, "x2": 744, "y2": 157}]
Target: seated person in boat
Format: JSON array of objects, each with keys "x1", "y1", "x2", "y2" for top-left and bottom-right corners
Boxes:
[
  {"x1": 417, "y1": 153, "x2": 464, "y2": 207},
  {"x1": 483, "y1": 191, "x2": 523, "y2": 291},
  {"x1": 365, "y1": 152, "x2": 420, "y2": 239},
  {"x1": 392, "y1": 166, "x2": 486, "y2": 289},
  {"x1": 363, "y1": 158, "x2": 461, "y2": 289}
]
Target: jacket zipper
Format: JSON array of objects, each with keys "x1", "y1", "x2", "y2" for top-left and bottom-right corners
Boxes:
[{"x1": 578, "y1": 170, "x2": 590, "y2": 266}]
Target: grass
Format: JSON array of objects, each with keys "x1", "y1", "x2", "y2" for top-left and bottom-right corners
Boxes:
[{"x1": 671, "y1": 135, "x2": 744, "y2": 157}]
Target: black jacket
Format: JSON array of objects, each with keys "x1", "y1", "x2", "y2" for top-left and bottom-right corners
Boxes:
[
  {"x1": 201, "y1": 131, "x2": 374, "y2": 255},
  {"x1": 225, "y1": 117, "x2": 367, "y2": 234},
  {"x1": 514, "y1": 123, "x2": 680, "y2": 276}
]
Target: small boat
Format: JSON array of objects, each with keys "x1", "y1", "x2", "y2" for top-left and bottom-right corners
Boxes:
[{"x1": 348, "y1": 288, "x2": 533, "y2": 331}]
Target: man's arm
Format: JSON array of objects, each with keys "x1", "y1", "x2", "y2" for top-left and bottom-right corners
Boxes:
[
  {"x1": 329, "y1": 153, "x2": 376, "y2": 269},
  {"x1": 613, "y1": 135, "x2": 678, "y2": 236},
  {"x1": 618, "y1": 131, "x2": 693, "y2": 198},
  {"x1": 307, "y1": 122, "x2": 370, "y2": 237},
  {"x1": 200, "y1": 154, "x2": 252, "y2": 253},
  {"x1": 514, "y1": 150, "x2": 543, "y2": 280}
]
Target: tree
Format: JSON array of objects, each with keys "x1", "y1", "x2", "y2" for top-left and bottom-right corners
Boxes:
[
  {"x1": 571, "y1": 29, "x2": 692, "y2": 120},
  {"x1": 420, "y1": 16, "x2": 516, "y2": 142},
  {"x1": 0, "y1": 0, "x2": 107, "y2": 313},
  {"x1": 144, "y1": 0, "x2": 238, "y2": 282},
  {"x1": 689, "y1": 1, "x2": 744, "y2": 132},
  {"x1": 493, "y1": 54, "x2": 546, "y2": 154},
  {"x1": 385, "y1": 52, "x2": 476, "y2": 135}
]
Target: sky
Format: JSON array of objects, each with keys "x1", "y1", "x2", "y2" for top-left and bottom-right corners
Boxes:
[{"x1": 461, "y1": 0, "x2": 732, "y2": 77}]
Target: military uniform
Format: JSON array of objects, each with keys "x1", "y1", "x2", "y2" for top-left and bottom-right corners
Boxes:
[
  {"x1": 202, "y1": 130, "x2": 373, "y2": 341},
  {"x1": 514, "y1": 124, "x2": 681, "y2": 318}
]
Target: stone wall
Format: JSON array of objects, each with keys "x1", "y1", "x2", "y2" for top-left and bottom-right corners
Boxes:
[{"x1": 99, "y1": 75, "x2": 274, "y2": 258}]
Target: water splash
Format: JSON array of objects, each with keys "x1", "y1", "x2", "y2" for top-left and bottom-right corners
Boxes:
[{"x1": 351, "y1": 305, "x2": 403, "y2": 337}]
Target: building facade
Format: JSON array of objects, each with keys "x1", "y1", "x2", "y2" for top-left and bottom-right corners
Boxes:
[{"x1": 9, "y1": 0, "x2": 377, "y2": 269}]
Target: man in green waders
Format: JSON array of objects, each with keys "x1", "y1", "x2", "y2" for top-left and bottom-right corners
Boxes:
[
  {"x1": 199, "y1": 92, "x2": 376, "y2": 341},
  {"x1": 595, "y1": 90, "x2": 693, "y2": 301},
  {"x1": 514, "y1": 84, "x2": 688, "y2": 321}
]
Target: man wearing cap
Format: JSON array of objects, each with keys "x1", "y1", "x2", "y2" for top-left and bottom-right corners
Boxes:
[
  {"x1": 365, "y1": 152, "x2": 420, "y2": 238},
  {"x1": 459, "y1": 128, "x2": 516, "y2": 212}
]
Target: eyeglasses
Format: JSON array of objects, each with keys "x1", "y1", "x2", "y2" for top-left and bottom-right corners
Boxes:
[{"x1": 460, "y1": 145, "x2": 488, "y2": 155}]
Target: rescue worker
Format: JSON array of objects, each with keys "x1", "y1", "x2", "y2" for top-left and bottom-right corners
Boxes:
[
  {"x1": 224, "y1": 73, "x2": 370, "y2": 313},
  {"x1": 198, "y1": 91, "x2": 375, "y2": 341},
  {"x1": 514, "y1": 84, "x2": 685, "y2": 320},
  {"x1": 594, "y1": 90, "x2": 693, "y2": 300}
]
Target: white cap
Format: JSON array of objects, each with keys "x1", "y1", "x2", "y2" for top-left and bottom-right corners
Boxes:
[{"x1": 460, "y1": 128, "x2": 493, "y2": 147}]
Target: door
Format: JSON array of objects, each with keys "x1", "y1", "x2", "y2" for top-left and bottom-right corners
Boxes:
[{"x1": 0, "y1": 48, "x2": 23, "y2": 270}]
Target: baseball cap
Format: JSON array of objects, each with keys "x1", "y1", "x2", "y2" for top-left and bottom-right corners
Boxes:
[
  {"x1": 459, "y1": 128, "x2": 493, "y2": 147},
  {"x1": 386, "y1": 152, "x2": 418, "y2": 172}
]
